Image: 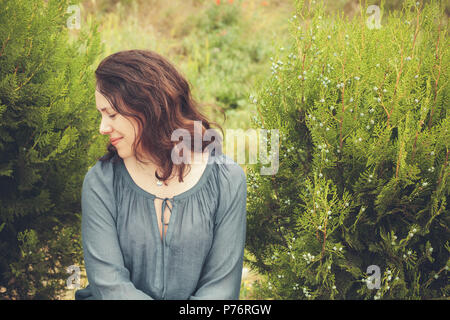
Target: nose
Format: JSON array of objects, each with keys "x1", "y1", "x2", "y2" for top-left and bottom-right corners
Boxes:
[{"x1": 99, "y1": 117, "x2": 113, "y2": 135}]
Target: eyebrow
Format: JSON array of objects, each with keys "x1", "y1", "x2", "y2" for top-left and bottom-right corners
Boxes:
[{"x1": 97, "y1": 107, "x2": 110, "y2": 112}]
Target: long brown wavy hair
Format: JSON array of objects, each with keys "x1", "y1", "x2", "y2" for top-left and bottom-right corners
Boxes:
[{"x1": 95, "y1": 49, "x2": 224, "y2": 184}]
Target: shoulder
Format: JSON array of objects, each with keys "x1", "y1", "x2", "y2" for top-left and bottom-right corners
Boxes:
[
  {"x1": 81, "y1": 157, "x2": 118, "y2": 215},
  {"x1": 83, "y1": 156, "x2": 117, "y2": 190},
  {"x1": 210, "y1": 152, "x2": 247, "y2": 224},
  {"x1": 211, "y1": 152, "x2": 247, "y2": 191}
]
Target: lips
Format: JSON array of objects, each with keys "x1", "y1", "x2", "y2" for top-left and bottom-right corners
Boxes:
[{"x1": 110, "y1": 137, "x2": 123, "y2": 145}]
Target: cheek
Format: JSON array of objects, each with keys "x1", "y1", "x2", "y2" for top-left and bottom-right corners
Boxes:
[
  {"x1": 124, "y1": 117, "x2": 141, "y2": 139},
  {"x1": 119, "y1": 117, "x2": 142, "y2": 151}
]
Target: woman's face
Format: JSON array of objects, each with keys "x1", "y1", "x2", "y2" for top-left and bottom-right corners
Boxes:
[{"x1": 95, "y1": 89, "x2": 143, "y2": 160}]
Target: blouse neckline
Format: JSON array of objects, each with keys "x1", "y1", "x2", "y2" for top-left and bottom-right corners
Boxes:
[{"x1": 116, "y1": 148, "x2": 216, "y2": 201}]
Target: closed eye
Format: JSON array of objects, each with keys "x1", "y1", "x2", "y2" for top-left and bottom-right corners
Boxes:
[{"x1": 109, "y1": 114, "x2": 117, "y2": 119}]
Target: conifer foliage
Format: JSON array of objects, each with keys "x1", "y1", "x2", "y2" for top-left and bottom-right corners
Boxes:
[
  {"x1": 0, "y1": 0, "x2": 102, "y2": 299},
  {"x1": 246, "y1": 0, "x2": 449, "y2": 299}
]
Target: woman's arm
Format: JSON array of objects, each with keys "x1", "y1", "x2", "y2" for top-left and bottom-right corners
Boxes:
[
  {"x1": 79, "y1": 164, "x2": 154, "y2": 300},
  {"x1": 189, "y1": 167, "x2": 247, "y2": 300}
]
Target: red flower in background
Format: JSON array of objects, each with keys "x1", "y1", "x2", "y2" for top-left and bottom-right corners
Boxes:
[{"x1": 216, "y1": 0, "x2": 235, "y2": 4}]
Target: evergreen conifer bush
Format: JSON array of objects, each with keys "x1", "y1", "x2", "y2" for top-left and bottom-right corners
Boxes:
[
  {"x1": 0, "y1": 0, "x2": 102, "y2": 299},
  {"x1": 246, "y1": 0, "x2": 449, "y2": 299}
]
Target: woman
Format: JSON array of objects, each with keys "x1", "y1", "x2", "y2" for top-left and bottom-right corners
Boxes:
[{"x1": 75, "y1": 50, "x2": 247, "y2": 300}]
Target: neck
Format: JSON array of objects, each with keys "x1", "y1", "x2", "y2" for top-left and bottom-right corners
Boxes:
[{"x1": 126, "y1": 149, "x2": 208, "y2": 178}]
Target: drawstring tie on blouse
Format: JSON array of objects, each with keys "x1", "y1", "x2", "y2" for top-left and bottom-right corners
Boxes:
[
  {"x1": 155, "y1": 196, "x2": 173, "y2": 300},
  {"x1": 157, "y1": 196, "x2": 172, "y2": 228}
]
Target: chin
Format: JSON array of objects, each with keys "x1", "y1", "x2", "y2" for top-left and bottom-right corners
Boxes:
[{"x1": 118, "y1": 149, "x2": 132, "y2": 160}]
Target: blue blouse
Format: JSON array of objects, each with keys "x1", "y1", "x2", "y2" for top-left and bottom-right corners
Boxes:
[{"x1": 74, "y1": 148, "x2": 247, "y2": 300}]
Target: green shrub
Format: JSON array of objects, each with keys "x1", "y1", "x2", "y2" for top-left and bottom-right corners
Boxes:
[
  {"x1": 246, "y1": 0, "x2": 449, "y2": 299},
  {"x1": 0, "y1": 0, "x2": 102, "y2": 299}
]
